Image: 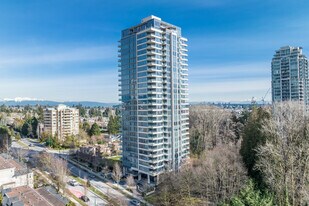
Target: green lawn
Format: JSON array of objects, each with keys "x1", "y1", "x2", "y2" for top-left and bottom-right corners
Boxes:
[{"x1": 107, "y1": 155, "x2": 122, "y2": 161}]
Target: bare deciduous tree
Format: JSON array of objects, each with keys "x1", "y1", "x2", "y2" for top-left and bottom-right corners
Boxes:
[
  {"x1": 10, "y1": 148, "x2": 28, "y2": 162},
  {"x1": 52, "y1": 157, "x2": 68, "y2": 193},
  {"x1": 155, "y1": 144, "x2": 247, "y2": 206},
  {"x1": 256, "y1": 101, "x2": 309, "y2": 205},
  {"x1": 189, "y1": 106, "x2": 238, "y2": 156},
  {"x1": 112, "y1": 162, "x2": 122, "y2": 184},
  {"x1": 39, "y1": 153, "x2": 68, "y2": 193},
  {"x1": 126, "y1": 174, "x2": 135, "y2": 189}
]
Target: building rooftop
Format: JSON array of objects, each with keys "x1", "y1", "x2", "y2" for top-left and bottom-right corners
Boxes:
[
  {"x1": 142, "y1": 15, "x2": 161, "y2": 23},
  {"x1": 3, "y1": 186, "x2": 53, "y2": 206},
  {"x1": 0, "y1": 154, "x2": 29, "y2": 175},
  {"x1": 36, "y1": 186, "x2": 67, "y2": 206},
  {"x1": 0, "y1": 155, "x2": 17, "y2": 170}
]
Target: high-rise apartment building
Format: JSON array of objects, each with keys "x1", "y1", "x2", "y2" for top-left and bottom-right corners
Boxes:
[
  {"x1": 43, "y1": 104, "x2": 79, "y2": 140},
  {"x1": 119, "y1": 16, "x2": 189, "y2": 183},
  {"x1": 271, "y1": 46, "x2": 309, "y2": 109}
]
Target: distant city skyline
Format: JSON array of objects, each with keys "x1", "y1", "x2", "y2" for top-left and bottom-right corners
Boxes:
[{"x1": 1, "y1": 0, "x2": 309, "y2": 102}]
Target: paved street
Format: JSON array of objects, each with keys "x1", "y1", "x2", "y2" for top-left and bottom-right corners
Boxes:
[
  {"x1": 11, "y1": 138, "x2": 109, "y2": 206},
  {"x1": 67, "y1": 161, "x2": 131, "y2": 205},
  {"x1": 66, "y1": 179, "x2": 107, "y2": 206},
  {"x1": 12, "y1": 137, "x2": 139, "y2": 206}
]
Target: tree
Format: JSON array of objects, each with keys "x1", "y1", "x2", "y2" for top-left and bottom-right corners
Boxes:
[
  {"x1": 39, "y1": 153, "x2": 68, "y2": 193},
  {"x1": 52, "y1": 157, "x2": 68, "y2": 193},
  {"x1": 103, "y1": 108, "x2": 110, "y2": 117},
  {"x1": 189, "y1": 106, "x2": 237, "y2": 156},
  {"x1": 256, "y1": 101, "x2": 309, "y2": 205},
  {"x1": 89, "y1": 123, "x2": 101, "y2": 137},
  {"x1": 224, "y1": 180, "x2": 274, "y2": 206},
  {"x1": 45, "y1": 136, "x2": 60, "y2": 149},
  {"x1": 21, "y1": 121, "x2": 32, "y2": 137},
  {"x1": 107, "y1": 115, "x2": 120, "y2": 135},
  {"x1": 11, "y1": 147, "x2": 28, "y2": 162},
  {"x1": 76, "y1": 104, "x2": 86, "y2": 117},
  {"x1": 36, "y1": 106, "x2": 44, "y2": 122},
  {"x1": 21, "y1": 117, "x2": 39, "y2": 138},
  {"x1": 66, "y1": 201, "x2": 76, "y2": 206},
  {"x1": 13, "y1": 118, "x2": 24, "y2": 132},
  {"x1": 89, "y1": 107, "x2": 101, "y2": 117},
  {"x1": 112, "y1": 162, "x2": 122, "y2": 184},
  {"x1": 154, "y1": 145, "x2": 247, "y2": 206},
  {"x1": 102, "y1": 166, "x2": 110, "y2": 178},
  {"x1": 82, "y1": 121, "x2": 90, "y2": 132},
  {"x1": 126, "y1": 174, "x2": 135, "y2": 189},
  {"x1": 0, "y1": 126, "x2": 11, "y2": 152},
  {"x1": 240, "y1": 107, "x2": 270, "y2": 187},
  {"x1": 31, "y1": 117, "x2": 39, "y2": 138},
  {"x1": 63, "y1": 135, "x2": 78, "y2": 148}
]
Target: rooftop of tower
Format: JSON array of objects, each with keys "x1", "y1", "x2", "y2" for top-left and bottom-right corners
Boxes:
[{"x1": 142, "y1": 15, "x2": 161, "y2": 23}]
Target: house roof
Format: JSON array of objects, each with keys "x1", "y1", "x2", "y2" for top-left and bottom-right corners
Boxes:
[{"x1": 4, "y1": 185, "x2": 53, "y2": 206}]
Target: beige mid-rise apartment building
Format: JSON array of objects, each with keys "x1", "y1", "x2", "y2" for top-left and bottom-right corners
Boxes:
[{"x1": 43, "y1": 104, "x2": 79, "y2": 140}]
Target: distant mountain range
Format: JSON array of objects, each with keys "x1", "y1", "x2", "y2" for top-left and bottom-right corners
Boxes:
[
  {"x1": 0, "y1": 99, "x2": 117, "y2": 107},
  {"x1": 190, "y1": 100, "x2": 271, "y2": 106},
  {"x1": 0, "y1": 98, "x2": 271, "y2": 108}
]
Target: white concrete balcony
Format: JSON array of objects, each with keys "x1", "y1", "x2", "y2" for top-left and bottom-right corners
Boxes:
[
  {"x1": 146, "y1": 39, "x2": 156, "y2": 44},
  {"x1": 147, "y1": 45, "x2": 156, "y2": 50}
]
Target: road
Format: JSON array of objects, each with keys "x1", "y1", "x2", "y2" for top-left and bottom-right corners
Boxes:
[
  {"x1": 67, "y1": 160, "x2": 131, "y2": 205},
  {"x1": 66, "y1": 179, "x2": 107, "y2": 206},
  {"x1": 12, "y1": 138, "x2": 137, "y2": 206},
  {"x1": 11, "y1": 138, "x2": 109, "y2": 206}
]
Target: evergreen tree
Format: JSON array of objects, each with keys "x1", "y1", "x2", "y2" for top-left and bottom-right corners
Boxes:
[
  {"x1": 240, "y1": 107, "x2": 270, "y2": 187},
  {"x1": 107, "y1": 115, "x2": 120, "y2": 135},
  {"x1": 21, "y1": 121, "x2": 32, "y2": 137},
  {"x1": 224, "y1": 180, "x2": 274, "y2": 206},
  {"x1": 89, "y1": 123, "x2": 101, "y2": 136}
]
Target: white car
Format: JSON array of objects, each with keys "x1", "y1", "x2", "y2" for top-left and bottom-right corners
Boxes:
[{"x1": 68, "y1": 180, "x2": 79, "y2": 186}]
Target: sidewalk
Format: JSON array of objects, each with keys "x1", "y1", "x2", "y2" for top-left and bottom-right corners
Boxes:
[
  {"x1": 35, "y1": 169, "x2": 82, "y2": 206},
  {"x1": 67, "y1": 158, "x2": 152, "y2": 206}
]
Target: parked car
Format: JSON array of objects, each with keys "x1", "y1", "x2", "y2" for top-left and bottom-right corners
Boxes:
[
  {"x1": 130, "y1": 199, "x2": 140, "y2": 206},
  {"x1": 68, "y1": 180, "x2": 79, "y2": 186},
  {"x1": 80, "y1": 195, "x2": 90, "y2": 202}
]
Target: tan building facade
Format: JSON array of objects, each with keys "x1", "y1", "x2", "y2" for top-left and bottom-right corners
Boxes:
[{"x1": 43, "y1": 104, "x2": 79, "y2": 140}]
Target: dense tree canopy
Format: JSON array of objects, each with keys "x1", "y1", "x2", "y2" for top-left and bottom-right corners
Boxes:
[
  {"x1": 240, "y1": 107, "x2": 270, "y2": 186},
  {"x1": 189, "y1": 106, "x2": 241, "y2": 157},
  {"x1": 89, "y1": 123, "x2": 101, "y2": 136},
  {"x1": 21, "y1": 117, "x2": 38, "y2": 137},
  {"x1": 256, "y1": 102, "x2": 309, "y2": 205},
  {"x1": 107, "y1": 115, "x2": 120, "y2": 135},
  {"x1": 0, "y1": 125, "x2": 12, "y2": 152}
]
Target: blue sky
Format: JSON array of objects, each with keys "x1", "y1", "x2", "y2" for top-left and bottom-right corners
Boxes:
[{"x1": 0, "y1": 0, "x2": 309, "y2": 102}]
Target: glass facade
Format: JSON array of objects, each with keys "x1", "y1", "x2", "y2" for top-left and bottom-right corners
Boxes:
[
  {"x1": 271, "y1": 46, "x2": 309, "y2": 110},
  {"x1": 119, "y1": 16, "x2": 189, "y2": 183}
]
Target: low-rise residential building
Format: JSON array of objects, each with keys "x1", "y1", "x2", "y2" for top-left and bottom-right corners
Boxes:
[
  {"x1": 0, "y1": 155, "x2": 33, "y2": 189},
  {"x1": 1, "y1": 185, "x2": 68, "y2": 206},
  {"x1": 43, "y1": 104, "x2": 79, "y2": 140},
  {"x1": 76, "y1": 142, "x2": 121, "y2": 171}
]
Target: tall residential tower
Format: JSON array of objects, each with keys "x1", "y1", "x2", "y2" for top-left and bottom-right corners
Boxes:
[
  {"x1": 119, "y1": 16, "x2": 189, "y2": 183},
  {"x1": 43, "y1": 104, "x2": 79, "y2": 140},
  {"x1": 271, "y1": 46, "x2": 309, "y2": 109}
]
